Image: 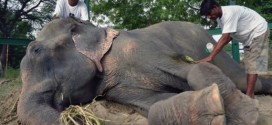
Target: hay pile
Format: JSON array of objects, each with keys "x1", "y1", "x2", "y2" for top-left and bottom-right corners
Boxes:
[
  {"x1": 60, "y1": 103, "x2": 103, "y2": 125},
  {"x1": 59, "y1": 100, "x2": 148, "y2": 125}
]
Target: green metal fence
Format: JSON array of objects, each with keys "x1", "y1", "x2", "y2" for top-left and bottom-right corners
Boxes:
[{"x1": 0, "y1": 38, "x2": 31, "y2": 45}]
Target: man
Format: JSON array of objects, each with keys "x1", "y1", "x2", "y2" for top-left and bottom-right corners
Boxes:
[
  {"x1": 53, "y1": 0, "x2": 89, "y2": 21},
  {"x1": 198, "y1": 0, "x2": 270, "y2": 98}
]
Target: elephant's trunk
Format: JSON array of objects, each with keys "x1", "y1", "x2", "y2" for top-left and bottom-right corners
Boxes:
[{"x1": 17, "y1": 79, "x2": 61, "y2": 125}]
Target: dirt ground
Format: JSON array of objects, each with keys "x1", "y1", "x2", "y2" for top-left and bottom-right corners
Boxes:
[
  {"x1": 1, "y1": 78, "x2": 272, "y2": 125},
  {"x1": 0, "y1": 78, "x2": 148, "y2": 125}
]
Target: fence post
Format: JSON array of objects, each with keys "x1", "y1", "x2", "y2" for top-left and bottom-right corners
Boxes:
[
  {"x1": 231, "y1": 40, "x2": 240, "y2": 63},
  {"x1": 84, "y1": 0, "x2": 90, "y2": 20}
]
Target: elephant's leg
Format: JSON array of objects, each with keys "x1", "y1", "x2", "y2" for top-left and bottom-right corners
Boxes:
[
  {"x1": 105, "y1": 85, "x2": 177, "y2": 116},
  {"x1": 187, "y1": 62, "x2": 259, "y2": 125},
  {"x1": 148, "y1": 84, "x2": 225, "y2": 125}
]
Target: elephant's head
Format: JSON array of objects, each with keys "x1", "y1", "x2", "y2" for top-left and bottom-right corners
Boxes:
[{"x1": 17, "y1": 17, "x2": 119, "y2": 125}]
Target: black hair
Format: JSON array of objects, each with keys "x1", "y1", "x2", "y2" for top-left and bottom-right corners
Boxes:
[{"x1": 200, "y1": 0, "x2": 220, "y2": 16}]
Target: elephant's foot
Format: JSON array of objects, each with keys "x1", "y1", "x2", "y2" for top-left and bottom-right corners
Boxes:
[
  {"x1": 224, "y1": 90, "x2": 259, "y2": 125},
  {"x1": 148, "y1": 84, "x2": 225, "y2": 125}
]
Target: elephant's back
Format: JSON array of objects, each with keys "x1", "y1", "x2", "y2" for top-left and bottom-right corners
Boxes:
[
  {"x1": 123, "y1": 21, "x2": 214, "y2": 60},
  {"x1": 130, "y1": 21, "x2": 208, "y2": 38}
]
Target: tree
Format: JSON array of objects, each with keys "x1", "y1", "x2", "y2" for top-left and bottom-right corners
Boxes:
[
  {"x1": 0, "y1": 0, "x2": 55, "y2": 74},
  {"x1": 91, "y1": 0, "x2": 202, "y2": 30},
  {"x1": 90, "y1": 0, "x2": 229, "y2": 29},
  {"x1": 91, "y1": 0, "x2": 271, "y2": 29}
]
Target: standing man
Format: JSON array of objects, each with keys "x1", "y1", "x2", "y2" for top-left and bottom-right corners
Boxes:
[
  {"x1": 53, "y1": 0, "x2": 89, "y2": 21},
  {"x1": 198, "y1": 0, "x2": 270, "y2": 98}
]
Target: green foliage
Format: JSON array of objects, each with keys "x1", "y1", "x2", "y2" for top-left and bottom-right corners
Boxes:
[
  {"x1": 91, "y1": 0, "x2": 271, "y2": 30},
  {"x1": 13, "y1": 21, "x2": 34, "y2": 39},
  {"x1": 31, "y1": 0, "x2": 56, "y2": 30},
  {"x1": 1, "y1": 67, "x2": 20, "y2": 79},
  {"x1": 253, "y1": 0, "x2": 272, "y2": 22},
  {"x1": 91, "y1": 0, "x2": 204, "y2": 30}
]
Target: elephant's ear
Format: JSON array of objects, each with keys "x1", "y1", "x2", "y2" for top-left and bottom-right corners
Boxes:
[{"x1": 73, "y1": 28, "x2": 119, "y2": 72}]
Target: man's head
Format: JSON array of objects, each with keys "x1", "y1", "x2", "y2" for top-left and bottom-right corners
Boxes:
[
  {"x1": 68, "y1": 0, "x2": 79, "y2": 6},
  {"x1": 200, "y1": 0, "x2": 222, "y2": 20}
]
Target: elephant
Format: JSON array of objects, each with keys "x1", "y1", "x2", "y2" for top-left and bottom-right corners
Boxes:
[{"x1": 17, "y1": 17, "x2": 272, "y2": 125}]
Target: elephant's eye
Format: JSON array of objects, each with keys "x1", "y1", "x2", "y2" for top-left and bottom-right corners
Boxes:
[
  {"x1": 32, "y1": 47, "x2": 42, "y2": 55},
  {"x1": 29, "y1": 46, "x2": 46, "y2": 58},
  {"x1": 34, "y1": 48, "x2": 41, "y2": 53}
]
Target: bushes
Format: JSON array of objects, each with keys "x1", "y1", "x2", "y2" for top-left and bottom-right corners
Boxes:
[{"x1": 0, "y1": 67, "x2": 20, "y2": 79}]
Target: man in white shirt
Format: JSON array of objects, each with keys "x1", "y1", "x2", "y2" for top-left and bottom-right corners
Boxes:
[
  {"x1": 198, "y1": 0, "x2": 270, "y2": 98},
  {"x1": 53, "y1": 0, "x2": 89, "y2": 21}
]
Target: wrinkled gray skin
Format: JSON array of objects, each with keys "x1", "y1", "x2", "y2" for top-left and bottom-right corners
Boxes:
[{"x1": 18, "y1": 17, "x2": 272, "y2": 125}]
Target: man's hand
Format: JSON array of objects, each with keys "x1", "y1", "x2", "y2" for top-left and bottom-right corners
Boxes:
[
  {"x1": 196, "y1": 56, "x2": 212, "y2": 63},
  {"x1": 196, "y1": 33, "x2": 231, "y2": 63}
]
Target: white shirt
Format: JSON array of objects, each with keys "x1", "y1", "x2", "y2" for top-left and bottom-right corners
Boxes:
[
  {"x1": 216, "y1": 5, "x2": 268, "y2": 46},
  {"x1": 53, "y1": 0, "x2": 89, "y2": 21}
]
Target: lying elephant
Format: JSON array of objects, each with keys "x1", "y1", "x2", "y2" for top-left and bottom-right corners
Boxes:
[{"x1": 17, "y1": 17, "x2": 272, "y2": 125}]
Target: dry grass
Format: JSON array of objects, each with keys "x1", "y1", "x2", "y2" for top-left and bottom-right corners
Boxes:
[{"x1": 60, "y1": 103, "x2": 103, "y2": 125}]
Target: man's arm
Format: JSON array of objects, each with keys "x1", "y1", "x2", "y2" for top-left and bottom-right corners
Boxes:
[{"x1": 197, "y1": 33, "x2": 232, "y2": 62}]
